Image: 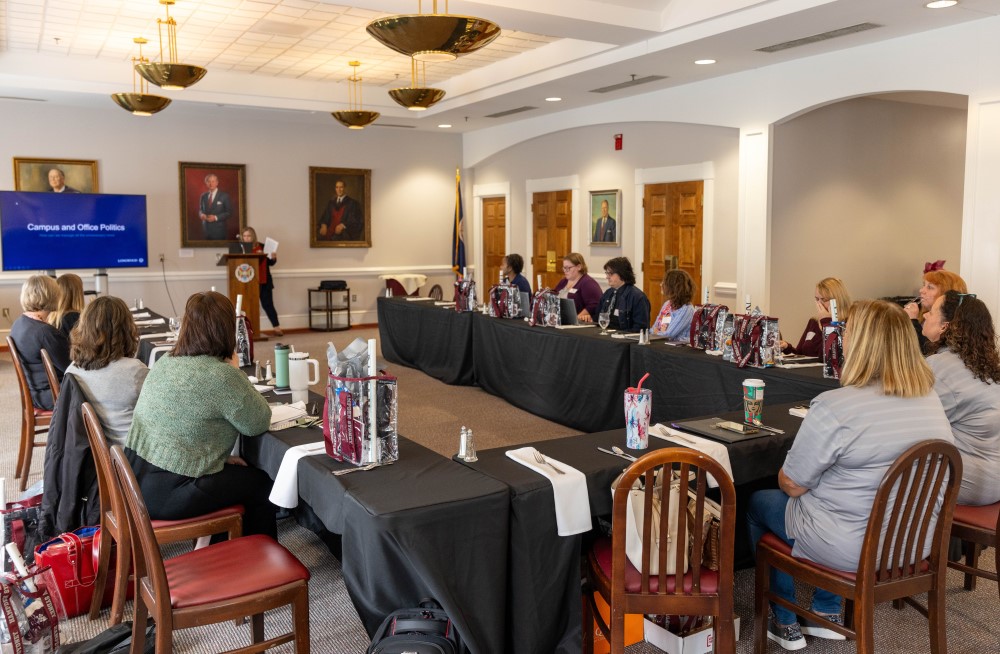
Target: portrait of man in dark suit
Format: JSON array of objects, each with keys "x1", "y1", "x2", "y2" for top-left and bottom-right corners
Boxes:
[
  {"x1": 590, "y1": 190, "x2": 621, "y2": 246},
  {"x1": 47, "y1": 168, "x2": 80, "y2": 193},
  {"x1": 310, "y1": 167, "x2": 371, "y2": 248},
  {"x1": 199, "y1": 173, "x2": 232, "y2": 240},
  {"x1": 13, "y1": 158, "x2": 98, "y2": 193},
  {"x1": 178, "y1": 162, "x2": 246, "y2": 247},
  {"x1": 318, "y1": 180, "x2": 362, "y2": 241}
]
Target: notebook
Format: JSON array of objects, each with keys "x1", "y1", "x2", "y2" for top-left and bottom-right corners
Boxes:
[{"x1": 669, "y1": 417, "x2": 771, "y2": 444}]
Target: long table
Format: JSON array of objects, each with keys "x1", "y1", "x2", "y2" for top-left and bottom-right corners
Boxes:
[
  {"x1": 377, "y1": 297, "x2": 475, "y2": 385},
  {"x1": 458, "y1": 405, "x2": 805, "y2": 654},
  {"x1": 242, "y1": 427, "x2": 510, "y2": 654}
]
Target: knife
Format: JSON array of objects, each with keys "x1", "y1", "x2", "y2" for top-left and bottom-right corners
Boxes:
[
  {"x1": 597, "y1": 447, "x2": 635, "y2": 463},
  {"x1": 746, "y1": 422, "x2": 785, "y2": 435}
]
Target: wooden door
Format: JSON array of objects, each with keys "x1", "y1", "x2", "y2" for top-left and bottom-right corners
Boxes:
[
  {"x1": 482, "y1": 197, "x2": 506, "y2": 286},
  {"x1": 643, "y1": 181, "x2": 704, "y2": 321},
  {"x1": 531, "y1": 190, "x2": 572, "y2": 290}
]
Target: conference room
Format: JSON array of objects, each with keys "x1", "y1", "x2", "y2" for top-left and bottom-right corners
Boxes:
[{"x1": 2, "y1": 0, "x2": 999, "y2": 652}]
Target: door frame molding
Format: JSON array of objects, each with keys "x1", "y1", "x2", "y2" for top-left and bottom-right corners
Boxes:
[
  {"x1": 472, "y1": 182, "x2": 510, "y2": 287},
  {"x1": 525, "y1": 175, "x2": 580, "y2": 285},
  {"x1": 633, "y1": 162, "x2": 715, "y2": 300}
]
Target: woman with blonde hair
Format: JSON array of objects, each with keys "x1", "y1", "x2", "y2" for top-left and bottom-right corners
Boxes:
[
  {"x1": 780, "y1": 277, "x2": 851, "y2": 358},
  {"x1": 903, "y1": 264, "x2": 967, "y2": 350},
  {"x1": 748, "y1": 300, "x2": 952, "y2": 650},
  {"x1": 10, "y1": 275, "x2": 70, "y2": 410},
  {"x1": 48, "y1": 273, "x2": 85, "y2": 336}
]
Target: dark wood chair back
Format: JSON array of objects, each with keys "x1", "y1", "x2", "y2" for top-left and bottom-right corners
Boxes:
[
  {"x1": 947, "y1": 500, "x2": 1000, "y2": 598},
  {"x1": 429, "y1": 284, "x2": 444, "y2": 301},
  {"x1": 7, "y1": 335, "x2": 51, "y2": 491},
  {"x1": 8, "y1": 335, "x2": 36, "y2": 423},
  {"x1": 40, "y1": 348, "x2": 61, "y2": 403},
  {"x1": 81, "y1": 403, "x2": 130, "y2": 559}
]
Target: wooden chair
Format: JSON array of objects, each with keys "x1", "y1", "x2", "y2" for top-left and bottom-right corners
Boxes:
[
  {"x1": 81, "y1": 403, "x2": 245, "y2": 626},
  {"x1": 582, "y1": 448, "x2": 737, "y2": 654},
  {"x1": 40, "y1": 348, "x2": 61, "y2": 403},
  {"x1": 108, "y1": 444, "x2": 310, "y2": 653},
  {"x1": 428, "y1": 284, "x2": 444, "y2": 301},
  {"x1": 947, "y1": 500, "x2": 999, "y2": 599},
  {"x1": 753, "y1": 440, "x2": 962, "y2": 654},
  {"x1": 7, "y1": 336, "x2": 51, "y2": 492}
]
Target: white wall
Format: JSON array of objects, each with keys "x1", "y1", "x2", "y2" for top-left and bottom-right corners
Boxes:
[
  {"x1": 770, "y1": 97, "x2": 967, "y2": 332},
  {"x1": 0, "y1": 103, "x2": 462, "y2": 328}
]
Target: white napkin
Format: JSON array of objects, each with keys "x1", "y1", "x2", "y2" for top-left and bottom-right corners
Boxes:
[
  {"x1": 554, "y1": 324, "x2": 596, "y2": 330},
  {"x1": 139, "y1": 332, "x2": 174, "y2": 340},
  {"x1": 435, "y1": 301, "x2": 456, "y2": 307},
  {"x1": 778, "y1": 362, "x2": 824, "y2": 369},
  {"x1": 506, "y1": 447, "x2": 591, "y2": 536},
  {"x1": 135, "y1": 318, "x2": 166, "y2": 326},
  {"x1": 131, "y1": 311, "x2": 151, "y2": 318},
  {"x1": 648, "y1": 424, "x2": 734, "y2": 489},
  {"x1": 405, "y1": 297, "x2": 434, "y2": 302},
  {"x1": 268, "y1": 442, "x2": 327, "y2": 508}
]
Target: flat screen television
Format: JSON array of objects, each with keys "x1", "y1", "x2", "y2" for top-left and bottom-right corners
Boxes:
[{"x1": 0, "y1": 191, "x2": 148, "y2": 271}]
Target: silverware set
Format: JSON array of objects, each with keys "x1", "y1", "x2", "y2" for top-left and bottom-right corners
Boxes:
[
  {"x1": 332, "y1": 461, "x2": 394, "y2": 476},
  {"x1": 532, "y1": 449, "x2": 565, "y2": 474},
  {"x1": 597, "y1": 446, "x2": 636, "y2": 462}
]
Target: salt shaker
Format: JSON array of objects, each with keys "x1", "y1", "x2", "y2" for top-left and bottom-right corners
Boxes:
[{"x1": 457, "y1": 426, "x2": 469, "y2": 459}]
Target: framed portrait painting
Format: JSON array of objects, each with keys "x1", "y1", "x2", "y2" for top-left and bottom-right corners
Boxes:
[
  {"x1": 589, "y1": 189, "x2": 621, "y2": 246},
  {"x1": 178, "y1": 162, "x2": 247, "y2": 247},
  {"x1": 13, "y1": 157, "x2": 99, "y2": 193},
  {"x1": 310, "y1": 167, "x2": 371, "y2": 248}
]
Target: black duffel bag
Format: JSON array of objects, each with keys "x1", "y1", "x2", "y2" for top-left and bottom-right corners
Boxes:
[
  {"x1": 367, "y1": 598, "x2": 461, "y2": 654},
  {"x1": 320, "y1": 279, "x2": 348, "y2": 290}
]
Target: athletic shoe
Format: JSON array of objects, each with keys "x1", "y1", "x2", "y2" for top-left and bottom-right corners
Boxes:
[
  {"x1": 801, "y1": 613, "x2": 847, "y2": 640},
  {"x1": 768, "y1": 613, "x2": 807, "y2": 651}
]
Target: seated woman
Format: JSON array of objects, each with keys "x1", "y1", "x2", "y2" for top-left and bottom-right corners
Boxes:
[
  {"x1": 553, "y1": 252, "x2": 602, "y2": 322},
  {"x1": 903, "y1": 265, "x2": 967, "y2": 351},
  {"x1": 502, "y1": 253, "x2": 532, "y2": 295},
  {"x1": 650, "y1": 269, "x2": 695, "y2": 341},
  {"x1": 125, "y1": 291, "x2": 276, "y2": 538},
  {"x1": 922, "y1": 291, "x2": 1000, "y2": 506},
  {"x1": 747, "y1": 300, "x2": 952, "y2": 651},
  {"x1": 65, "y1": 296, "x2": 149, "y2": 447},
  {"x1": 48, "y1": 273, "x2": 85, "y2": 337},
  {"x1": 597, "y1": 257, "x2": 650, "y2": 333},
  {"x1": 10, "y1": 275, "x2": 70, "y2": 410},
  {"x1": 780, "y1": 277, "x2": 851, "y2": 358}
]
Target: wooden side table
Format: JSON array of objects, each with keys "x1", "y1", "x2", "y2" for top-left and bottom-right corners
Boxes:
[{"x1": 309, "y1": 288, "x2": 351, "y2": 331}]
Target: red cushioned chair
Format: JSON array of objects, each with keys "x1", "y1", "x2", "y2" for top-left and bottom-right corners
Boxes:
[
  {"x1": 7, "y1": 336, "x2": 51, "y2": 492},
  {"x1": 385, "y1": 278, "x2": 411, "y2": 297},
  {"x1": 109, "y1": 444, "x2": 310, "y2": 653},
  {"x1": 947, "y1": 500, "x2": 999, "y2": 599},
  {"x1": 582, "y1": 448, "x2": 737, "y2": 654},
  {"x1": 82, "y1": 403, "x2": 244, "y2": 626},
  {"x1": 753, "y1": 440, "x2": 962, "y2": 654}
]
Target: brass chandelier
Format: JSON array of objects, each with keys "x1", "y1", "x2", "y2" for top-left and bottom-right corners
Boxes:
[
  {"x1": 135, "y1": 0, "x2": 207, "y2": 90},
  {"x1": 389, "y1": 58, "x2": 446, "y2": 111},
  {"x1": 111, "y1": 37, "x2": 172, "y2": 116},
  {"x1": 331, "y1": 62, "x2": 380, "y2": 129},
  {"x1": 367, "y1": 0, "x2": 501, "y2": 63}
]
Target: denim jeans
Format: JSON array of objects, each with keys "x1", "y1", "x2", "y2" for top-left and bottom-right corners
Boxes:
[{"x1": 747, "y1": 489, "x2": 843, "y2": 625}]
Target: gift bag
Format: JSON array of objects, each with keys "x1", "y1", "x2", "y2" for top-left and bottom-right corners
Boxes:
[
  {"x1": 528, "y1": 289, "x2": 561, "y2": 327},
  {"x1": 324, "y1": 373, "x2": 399, "y2": 467},
  {"x1": 2, "y1": 495, "x2": 44, "y2": 574},
  {"x1": 33, "y1": 528, "x2": 119, "y2": 619},
  {"x1": 730, "y1": 313, "x2": 780, "y2": 369},
  {"x1": 0, "y1": 569, "x2": 60, "y2": 654},
  {"x1": 487, "y1": 282, "x2": 522, "y2": 319},
  {"x1": 689, "y1": 304, "x2": 729, "y2": 350},
  {"x1": 822, "y1": 322, "x2": 844, "y2": 379},
  {"x1": 611, "y1": 471, "x2": 692, "y2": 576},
  {"x1": 453, "y1": 280, "x2": 477, "y2": 312}
]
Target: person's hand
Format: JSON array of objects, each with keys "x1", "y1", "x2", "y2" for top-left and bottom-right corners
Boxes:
[
  {"x1": 578, "y1": 311, "x2": 592, "y2": 323},
  {"x1": 319, "y1": 224, "x2": 328, "y2": 236},
  {"x1": 779, "y1": 339, "x2": 789, "y2": 350},
  {"x1": 334, "y1": 223, "x2": 346, "y2": 235},
  {"x1": 815, "y1": 299, "x2": 831, "y2": 320},
  {"x1": 199, "y1": 212, "x2": 208, "y2": 222},
  {"x1": 903, "y1": 302, "x2": 920, "y2": 320},
  {"x1": 226, "y1": 455, "x2": 248, "y2": 467}
]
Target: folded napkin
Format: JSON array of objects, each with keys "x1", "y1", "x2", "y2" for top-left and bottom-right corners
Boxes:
[
  {"x1": 404, "y1": 297, "x2": 434, "y2": 302},
  {"x1": 131, "y1": 311, "x2": 151, "y2": 319},
  {"x1": 506, "y1": 447, "x2": 591, "y2": 536},
  {"x1": 554, "y1": 324, "x2": 596, "y2": 330},
  {"x1": 268, "y1": 442, "x2": 327, "y2": 508},
  {"x1": 649, "y1": 424, "x2": 734, "y2": 488},
  {"x1": 435, "y1": 301, "x2": 456, "y2": 307},
  {"x1": 778, "y1": 362, "x2": 824, "y2": 369},
  {"x1": 135, "y1": 318, "x2": 166, "y2": 326},
  {"x1": 139, "y1": 331, "x2": 174, "y2": 340}
]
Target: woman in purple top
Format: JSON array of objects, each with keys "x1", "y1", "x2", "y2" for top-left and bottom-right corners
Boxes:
[{"x1": 553, "y1": 253, "x2": 602, "y2": 322}]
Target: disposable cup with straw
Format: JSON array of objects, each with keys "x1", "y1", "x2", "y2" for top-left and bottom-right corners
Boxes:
[{"x1": 624, "y1": 373, "x2": 652, "y2": 450}]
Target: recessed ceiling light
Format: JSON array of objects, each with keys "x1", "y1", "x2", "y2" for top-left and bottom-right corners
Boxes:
[
  {"x1": 438, "y1": 124, "x2": 452, "y2": 128},
  {"x1": 694, "y1": 59, "x2": 717, "y2": 65},
  {"x1": 545, "y1": 97, "x2": 562, "y2": 102},
  {"x1": 925, "y1": 0, "x2": 957, "y2": 7}
]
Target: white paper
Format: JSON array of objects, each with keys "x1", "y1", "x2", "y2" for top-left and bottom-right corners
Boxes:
[
  {"x1": 264, "y1": 237, "x2": 279, "y2": 254},
  {"x1": 135, "y1": 318, "x2": 166, "y2": 326},
  {"x1": 270, "y1": 401, "x2": 307, "y2": 429}
]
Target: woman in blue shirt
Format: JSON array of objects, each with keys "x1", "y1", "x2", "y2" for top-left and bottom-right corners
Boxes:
[{"x1": 651, "y1": 269, "x2": 695, "y2": 341}]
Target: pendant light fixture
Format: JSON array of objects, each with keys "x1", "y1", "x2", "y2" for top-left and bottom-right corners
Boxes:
[
  {"x1": 367, "y1": 0, "x2": 501, "y2": 63},
  {"x1": 111, "y1": 37, "x2": 172, "y2": 116},
  {"x1": 331, "y1": 61, "x2": 380, "y2": 129},
  {"x1": 388, "y1": 58, "x2": 446, "y2": 111},
  {"x1": 135, "y1": 0, "x2": 208, "y2": 90}
]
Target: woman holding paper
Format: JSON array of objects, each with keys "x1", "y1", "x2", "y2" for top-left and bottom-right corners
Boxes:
[
  {"x1": 779, "y1": 277, "x2": 851, "y2": 358},
  {"x1": 747, "y1": 300, "x2": 952, "y2": 650},
  {"x1": 240, "y1": 226, "x2": 282, "y2": 336},
  {"x1": 553, "y1": 253, "x2": 602, "y2": 322},
  {"x1": 125, "y1": 291, "x2": 276, "y2": 538},
  {"x1": 923, "y1": 291, "x2": 1000, "y2": 506}
]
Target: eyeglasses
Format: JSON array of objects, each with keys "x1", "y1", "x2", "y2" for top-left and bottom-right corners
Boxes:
[
  {"x1": 562, "y1": 266, "x2": 575, "y2": 272},
  {"x1": 956, "y1": 292, "x2": 977, "y2": 306}
]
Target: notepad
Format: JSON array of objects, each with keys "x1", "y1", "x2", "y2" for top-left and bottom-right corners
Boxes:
[{"x1": 270, "y1": 401, "x2": 308, "y2": 431}]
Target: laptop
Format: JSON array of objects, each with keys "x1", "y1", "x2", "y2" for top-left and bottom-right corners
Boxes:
[
  {"x1": 559, "y1": 298, "x2": 578, "y2": 325},
  {"x1": 228, "y1": 241, "x2": 253, "y2": 255}
]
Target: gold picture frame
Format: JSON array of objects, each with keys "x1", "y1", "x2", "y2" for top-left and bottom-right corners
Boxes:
[
  {"x1": 178, "y1": 162, "x2": 248, "y2": 247},
  {"x1": 310, "y1": 166, "x2": 372, "y2": 248},
  {"x1": 589, "y1": 189, "x2": 621, "y2": 246},
  {"x1": 13, "y1": 157, "x2": 99, "y2": 193}
]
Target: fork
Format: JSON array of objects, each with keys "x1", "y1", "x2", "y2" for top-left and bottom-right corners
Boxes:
[
  {"x1": 332, "y1": 462, "x2": 379, "y2": 476},
  {"x1": 532, "y1": 450, "x2": 565, "y2": 475}
]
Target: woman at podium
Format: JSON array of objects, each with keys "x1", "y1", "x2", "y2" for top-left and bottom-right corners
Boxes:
[{"x1": 237, "y1": 227, "x2": 282, "y2": 336}]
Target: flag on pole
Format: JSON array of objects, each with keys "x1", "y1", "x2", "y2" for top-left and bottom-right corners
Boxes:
[{"x1": 451, "y1": 168, "x2": 467, "y2": 277}]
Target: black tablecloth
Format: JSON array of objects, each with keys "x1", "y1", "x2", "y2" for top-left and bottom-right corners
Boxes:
[
  {"x1": 458, "y1": 404, "x2": 805, "y2": 654},
  {"x1": 134, "y1": 309, "x2": 172, "y2": 364},
  {"x1": 243, "y1": 426, "x2": 510, "y2": 654},
  {"x1": 377, "y1": 297, "x2": 475, "y2": 385},
  {"x1": 472, "y1": 315, "x2": 632, "y2": 432},
  {"x1": 630, "y1": 343, "x2": 837, "y2": 424}
]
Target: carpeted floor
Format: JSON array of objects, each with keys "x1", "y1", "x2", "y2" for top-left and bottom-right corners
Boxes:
[{"x1": 2, "y1": 326, "x2": 998, "y2": 653}]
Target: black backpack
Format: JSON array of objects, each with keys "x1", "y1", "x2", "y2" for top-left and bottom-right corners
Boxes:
[{"x1": 367, "y1": 599, "x2": 461, "y2": 654}]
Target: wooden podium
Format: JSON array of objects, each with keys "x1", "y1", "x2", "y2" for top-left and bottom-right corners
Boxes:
[{"x1": 217, "y1": 253, "x2": 267, "y2": 337}]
